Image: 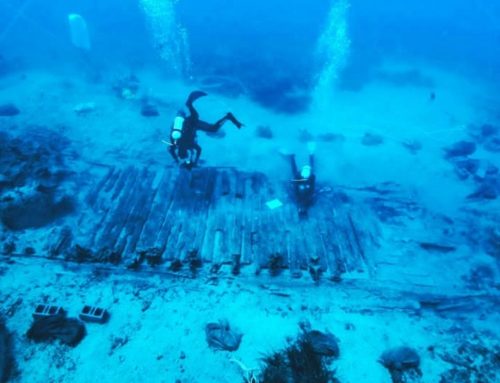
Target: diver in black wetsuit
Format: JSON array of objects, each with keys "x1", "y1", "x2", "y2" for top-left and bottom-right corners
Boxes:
[
  {"x1": 283, "y1": 143, "x2": 316, "y2": 216},
  {"x1": 168, "y1": 91, "x2": 244, "y2": 168}
]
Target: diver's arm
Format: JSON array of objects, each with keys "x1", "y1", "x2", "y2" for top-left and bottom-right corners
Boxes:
[{"x1": 168, "y1": 144, "x2": 179, "y2": 163}]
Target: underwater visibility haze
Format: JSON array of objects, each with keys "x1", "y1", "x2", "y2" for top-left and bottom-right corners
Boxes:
[{"x1": 0, "y1": 0, "x2": 499, "y2": 382}]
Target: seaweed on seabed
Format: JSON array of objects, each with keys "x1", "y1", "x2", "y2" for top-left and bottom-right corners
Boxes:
[
  {"x1": 0, "y1": 317, "x2": 15, "y2": 383},
  {"x1": 260, "y1": 352, "x2": 290, "y2": 383},
  {"x1": 26, "y1": 315, "x2": 86, "y2": 347},
  {"x1": 260, "y1": 337, "x2": 337, "y2": 383},
  {"x1": 287, "y1": 338, "x2": 331, "y2": 383}
]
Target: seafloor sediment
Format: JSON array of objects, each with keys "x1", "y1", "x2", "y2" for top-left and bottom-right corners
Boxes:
[{"x1": 0, "y1": 66, "x2": 499, "y2": 382}]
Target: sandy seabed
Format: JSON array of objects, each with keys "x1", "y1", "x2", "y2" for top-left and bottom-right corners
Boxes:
[{"x1": 0, "y1": 61, "x2": 499, "y2": 382}]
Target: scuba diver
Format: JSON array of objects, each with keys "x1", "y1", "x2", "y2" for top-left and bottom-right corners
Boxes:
[
  {"x1": 168, "y1": 91, "x2": 244, "y2": 168},
  {"x1": 282, "y1": 142, "x2": 317, "y2": 216}
]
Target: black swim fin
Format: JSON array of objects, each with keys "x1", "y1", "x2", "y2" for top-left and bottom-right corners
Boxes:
[
  {"x1": 186, "y1": 90, "x2": 208, "y2": 107},
  {"x1": 226, "y1": 112, "x2": 244, "y2": 129}
]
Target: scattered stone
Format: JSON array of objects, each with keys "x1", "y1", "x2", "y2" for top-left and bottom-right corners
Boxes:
[
  {"x1": 453, "y1": 158, "x2": 480, "y2": 180},
  {"x1": 345, "y1": 323, "x2": 355, "y2": 331},
  {"x1": 109, "y1": 336, "x2": 129, "y2": 354},
  {"x1": 26, "y1": 315, "x2": 86, "y2": 347},
  {"x1": 256, "y1": 125, "x2": 273, "y2": 139},
  {"x1": 476, "y1": 163, "x2": 498, "y2": 179},
  {"x1": 483, "y1": 137, "x2": 500, "y2": 153},
  {"x1": 112, "y1": 74, "x2": 140, "y2": 100},
  {"x1": 444, "y1": 141, "x2": 476, "y2": 159},
  {"x1": 362, "y1": 132, "x2": 384, "y2": 146},
  {"x1": 141, "y1": 104, "x2": 159, "y2": 117},
  {"x1": 419, "y1": 242, "x2": 456, "y2": 253},
  {"x1": 304, "y1": 330, "x2": 340, "y2": 358},
  {"x1": 468, "y1": 123, "x2": 499, "y2": 143},
  {"x1": 401, "y1": 140, "x2": 422, "y2": 154},
  {"x1": 479, "y1": 124, "x2": 499, "y2": 137},
  {"x1": 467, "y1": 177, "x2": 499, "y2": 200},
  {"x1": 462, "y1": 263, "x2": 496, "y2": 290},
  {"x1": 380, "y1": 346, "x2": 420, "y2": 371},
  {"x1": 485, "y1": 228, "x2": 500, "y2": 258},
  {"x1": 368, "y1": 197, "x2": 421, "y2": 224},
  {"x1": 205, "y1": 319, "x2": 242, "y2": 351},
  {"x1": 73, "y1": 102, "x2": 96, "y2": 115},
  {"x1": 380, "y1": 347, "x2": 422, "y2": 383},
  {"x1": 2, "y1": 241, "x2": 15, "y2": 255},
  {"x1": 317, "y1": 133, "x2": 345, "y2": 143},
  {"x1": 437, "y1": 336, "x2": 499, "y2": 383},
  {"x1": 1, "y1": 192, "x2": 75, "y2": 231},
  {"x1": 6, "y1": 298, "x2": 23, "y2": 318},
  {"x1": 0, "y1": 103, "x2": 20, "y2": 116}
]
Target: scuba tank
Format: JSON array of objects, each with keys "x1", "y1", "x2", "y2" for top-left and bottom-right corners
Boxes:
[{"x1": 171, "y1": 115, "x2": 184, "y2": 141}]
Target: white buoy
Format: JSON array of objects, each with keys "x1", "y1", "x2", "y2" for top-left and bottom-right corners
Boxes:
[{"x1": 68, "y1": 13, "x2": 91, "y2": 51}]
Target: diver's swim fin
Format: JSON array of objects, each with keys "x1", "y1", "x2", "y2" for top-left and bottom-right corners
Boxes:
[
  {"x1": 225, "y1": 112, "x2": 244, "y2": 129},
  {"x1": 186, "y1": 90, "x2": 208, "y2": 106}
]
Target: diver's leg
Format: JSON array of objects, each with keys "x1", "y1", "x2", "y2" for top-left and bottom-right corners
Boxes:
[
  {"x1": 208, "y1": 113, "x2": 244, "y2": 130},
  {"x1": 196, "y1": 113, "x2": 243, "y2": 133},
  {"x1": 186, "y1": 102, "x2": 199, "y2": 120},
  {"x1": 169, "y1": 144, "x2": 179, "y2": 163},
  {"x1": 178, "y1": 145, "x2": 188, "y2": 161},
  {"x1": 289, "y1": 154, "x2": 299, "y2": 178},
  {"x1": 225, "y1": 112, "x2": 244, "y2": 129},
  {"x1": 186, "y1": 91, "x2": 207, "y2": 106},
  {"x1": 309, "y1": 154, "x2": 315, "y2": 170},
  {"x1": 185, "y1": 91, "x2": 207, "y2": 120},
  {"x1": 195, "y1": 120, "x2": 221, "y2": 133},
  {"x1": 193, "y1": 143, "x2": 202, "y2": 164}
]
